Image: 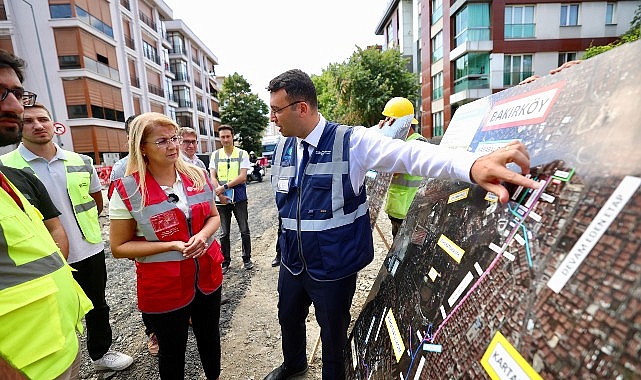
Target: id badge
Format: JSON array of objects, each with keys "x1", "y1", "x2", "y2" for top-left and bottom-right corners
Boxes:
[{"x1": 277, "y1": 177, "x2": 290, "y2": 193}]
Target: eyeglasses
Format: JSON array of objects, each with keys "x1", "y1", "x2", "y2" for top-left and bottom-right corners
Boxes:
[
  {"x1": 145, "y1": 135, "x2": 183, "y2": 148},
  {"x1": 0, "y1": 86, "x2": 37, "y2": 106},
  {"x1": 181, "y1": 139, "x2": 197, "y2": 146},
  {"x1": 270, "y1": 100, "x2": 305, "y2": 115}
]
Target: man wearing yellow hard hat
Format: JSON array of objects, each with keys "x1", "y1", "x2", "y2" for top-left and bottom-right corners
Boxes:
[{"x1": 380, "y1": 97, "x2": 428, "y2": 238}]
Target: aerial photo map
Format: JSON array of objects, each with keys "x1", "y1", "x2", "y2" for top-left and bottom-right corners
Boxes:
[{"x1": 347, "y1": 40, "x2": 641, "y2": 379}]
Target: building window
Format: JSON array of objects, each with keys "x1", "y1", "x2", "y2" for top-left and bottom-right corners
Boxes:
[
  {"x1": 432, "y1": 111, "x2": 443, "y2": 136},
  {"x1": 386, "y1": 23, "x2": 394, "y2": 47},
  {"x1": 432, "y1": 72, "x2": 443, "y2": 100},
  {"x1": 605, "y1": 3, "x2": 615, "y2": 25},
  {"x1": 454, "y1": 3, "x2": 490, "y2": 47},
  {"x1": 503, "y1": 54, "x2": 533, "y2": 86},
  {"x1": 505, "y1": 5, "x2": 535, "y2": 39},
  {"x1": 168, "y1": 32, "x2": 186, "y2": 55},
  {"x1": 143, "y1": 41, "x2": 160, "y2": 64},
  {"x1": 558, "y1": 52, "x2": 577, "y2": 66},
  {"x1": 432, "y1": 0, "x2": 443, "y2": 24},
  {"x1": 174, "y1": 86, "x2": 192, "y2": 108},
  {"x1": 58, "y1": 55, "x2": 81, "y2": 69},
  {"x1": 67, "y1": 105, "x2": 88, "y2": 119},
  {"x1": 49, "y1": 4, "x2": 73, "y2": 18},
  {"x1": 75, "y1": 6, "x2": 114, "y2": 38},
  {"x1": 560, "y1": 4, "x2": 579, "y2": 26},
  {"x1": 431, "y1": 31, "x2": 443, "y2": 62},
  {"x1": 453, "y1": 53, "x2": 490, "y2": 93}
]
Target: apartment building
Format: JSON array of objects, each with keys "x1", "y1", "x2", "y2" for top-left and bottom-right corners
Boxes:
[
  {"x1": 0, "y1": 0, "x2": 220, "y2": 165},
  {"x1": 376, "y1": 0, "x2": 640, "y2": 137}
]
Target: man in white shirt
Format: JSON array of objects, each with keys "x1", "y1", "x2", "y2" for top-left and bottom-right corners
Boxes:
[
  {"x1": 178, "y1": 126, "x2": 207, "y2": 170},
  {"x1": 263, "y1": 69, "x2": 539, "y2": 380}
]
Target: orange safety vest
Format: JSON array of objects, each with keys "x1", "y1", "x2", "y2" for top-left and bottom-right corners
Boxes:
[{"x1": 114, "y1": 171, "x2": 223, "y2": 313}]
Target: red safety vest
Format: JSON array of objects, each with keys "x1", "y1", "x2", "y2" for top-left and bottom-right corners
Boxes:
[{"x1": 114, "y1": 170, "x2": 223, "y2": 313}]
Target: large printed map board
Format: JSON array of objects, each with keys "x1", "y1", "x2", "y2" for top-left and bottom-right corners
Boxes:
[{"x1": 347, "y1": 41, "x2": 641, "y2": 379}]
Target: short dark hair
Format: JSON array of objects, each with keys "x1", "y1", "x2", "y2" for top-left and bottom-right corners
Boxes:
[
  {"x1": 0, "y1": 49, "x2": 26, "y2": 83},
  {"x1": 218, "y1": 124, "x2": 234, "y2": 135},
  {"x1": 124, "y1": 115, "x2": 137, "y2": 135},
  {"x1": 267, "y1": 69, "x2": 318, "y2": 109}
]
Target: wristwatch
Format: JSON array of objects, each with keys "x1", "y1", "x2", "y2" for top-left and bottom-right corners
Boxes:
[{"x1": 223, "y1": 184, "x2": 229, "y2": 190}]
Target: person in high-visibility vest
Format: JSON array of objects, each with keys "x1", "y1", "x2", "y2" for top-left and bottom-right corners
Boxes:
[
  {"x1": 379, "y1": 97, "x2": 429, "y2": 239},
  {"x1": 1, "y1": 103, "x2": 134, "y2": 372},
  {"x1": 0, "y1": 49, "x2": 93, "y2": 380},
  {"x1": 109, "y1": 112, "x2": 223, "y2": 379}
]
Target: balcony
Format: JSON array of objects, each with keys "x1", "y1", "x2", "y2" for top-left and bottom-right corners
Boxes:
[
  {"x1": 148, "y1": 84, "x2": 164, "y2": 97},
  {"x1": 84, "y1": 57, "x2": 120, "y2": 81},
  {"x1": 170, "y1": 46, "x2": 187, "y2": 55},
  {"x1": 174, "y1": 72, "x2": 189, "y2": 82},
  {"x1": 124, "y1": 36, "x2": 135, "y2": 50},
  {"x1": 139, "y1": 11, "x2": 157, "y2": 32},
  {"x1": 120, "y1": 0, "x2": 130, "y2": 11},
  {"x1": 176, "y1": 99, "x2": 192, "y2": 108},
  {"x1": 197, "y1": 104, "x2": 205, "y2": 113}
]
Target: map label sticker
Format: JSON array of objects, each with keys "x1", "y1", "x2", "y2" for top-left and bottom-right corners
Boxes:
[
  {"x1": 351, "y1": 339, "x2": 357, "y2": 369},
  {"x1": 474, "y1": 262, "x2": 483, "y2": 276},
  {"x1": 528, "y1": 210, "x2": 542, "y2": 222},
  {"x1": 539, "y1": 192, "x2": 555, "y2": 203},
  {"x1": 481, "y1": 331, "x2": 543, "y2": 380},
  {"x1": 384, "y1": 308, "x2": 406, "y2": 363},
  {"x1": 428, "y1": 267, "x2": 440, "y2": 282},
  {"x1": 448, "y1": 271, "x2": 474, "y2": 307},
  {"x1": 488, "y1": 242, "x2": 503, "y2": 254},
  {"x1": 423, "y1": 343, "x2": 442, "y2": 353},
  {"x1": 503, "y1": 251, "x2": 516, "y2": 261},
  {"x1": 485, "y1": 192, "x2": 499, "y2": 202},
  {"x1": 514, "y1": 234, "x2": 525, "y2": 246},
  {"x1": 438, "y1": 234, "x2": 465, "y2": 263},
  {"x1": 548, "y1": 176, "x2": 641, "y2": 293},
  {"x1": 448, "y1": 188, "x2": 470, "y2": 204}
]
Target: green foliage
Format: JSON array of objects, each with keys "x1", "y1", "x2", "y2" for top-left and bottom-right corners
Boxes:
[
  {"x1": 312, "y1": 47, "x2": 419, "y2": 127},
  {"x1": 219, "y1": 73, "x2": 269, "y2": 153},
  {"x1": 583, "y1": 4, "x2": 640, "y2": 59}
]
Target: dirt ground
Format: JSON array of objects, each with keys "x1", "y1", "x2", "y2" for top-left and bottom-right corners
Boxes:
[{"x1": 81, "y1": 171, "x2": 392, "y2": 379}]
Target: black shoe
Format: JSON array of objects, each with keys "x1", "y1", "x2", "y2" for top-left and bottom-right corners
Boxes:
[
  {"x1": 222, "y1": 263, "x2": 230, "y2": 274},
  {"x1": 243, "y1": 260, "x2": 254, "y2": 270},
  {"x1": 271, "y1": 256, "x2": 281, "y2": 267},
  {"x1": 220, "y1": 295, "x2": 230, "y2": 305},
  {"x1": 263, "y1": 363, "x2": 308, "y2": 380}
]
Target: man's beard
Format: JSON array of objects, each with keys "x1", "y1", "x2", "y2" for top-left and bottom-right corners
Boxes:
[{"x1": 0, "y1": 124, "x2": 22, "y2": 147}]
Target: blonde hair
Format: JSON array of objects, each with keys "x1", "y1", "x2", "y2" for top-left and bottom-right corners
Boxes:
[{"x1": 125, "y1": 112, "x2": 208, "y2": 206}]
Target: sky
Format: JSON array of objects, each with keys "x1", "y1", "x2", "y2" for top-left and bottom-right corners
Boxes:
[{"x1": 163, "y1": 0, "x2": 390, "y2": 106}]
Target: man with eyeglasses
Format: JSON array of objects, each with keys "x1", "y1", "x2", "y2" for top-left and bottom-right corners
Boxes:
[
  {"x1": 264, "y1": 69, "x2": 540, "y2": 380},
  {"x1": 0, "y1": 49, "x2": 94, "y2": 380},
  {"x1": 1, "y1": 103, "x2": 133, "y2": 373},
  {"x1": 209, "y1": 124, "x2": 254, "y2": 273},
  {"x1": 178, "y1": 126, "x2": 207, "y2": 170}
]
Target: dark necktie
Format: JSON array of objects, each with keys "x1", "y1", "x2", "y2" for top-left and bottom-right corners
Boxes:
[
  {"x1": 297, "y1": 141, "x2": 310, "y2": 184},
  {"x1": 0, "y1": 172, "x2": 24, "y2": 210}
]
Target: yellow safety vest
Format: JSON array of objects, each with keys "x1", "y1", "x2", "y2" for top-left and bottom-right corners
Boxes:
[
  {"x1": 384, "y1": 133, "x2": 426, "y2": 219},
  {"x1": 0, "y1": 178, "x2": 93, "y2": 379},
  {"x1": 212, "y1": 148, "x2": 244, "y2": 183},
  {"x1": 1, "y1": 150, "x2": 102, "y2": 243}
]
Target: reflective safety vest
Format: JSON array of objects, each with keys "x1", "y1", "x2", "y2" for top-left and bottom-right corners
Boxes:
[
  {"x1": 114, "y1": 171, "x2": 223, "y2": 313},
  {"x1": 0, "y1": 149, "x2": 102, "y2": 243},
  {"x1": 271, "y1": 122, "x2": 374, "y2": 281},
  {"x1": 384, "y1": 133, "x2": 427, "y2": 219},
  {"x1": 0, "y1": 177, "x2": 92, "y2": 379},
  {"x1": 211, "y1": 148, "x2": 247, "y2": 202}
]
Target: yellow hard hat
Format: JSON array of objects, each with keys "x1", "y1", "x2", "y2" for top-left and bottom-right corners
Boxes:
[{"x1": 382, "y1": 97, "x2": 419, "y2": 124}]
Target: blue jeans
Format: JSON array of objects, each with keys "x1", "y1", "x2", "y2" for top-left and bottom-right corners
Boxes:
[{"x1": 216, "y1": 199, "x2": 251, "y2": 265}]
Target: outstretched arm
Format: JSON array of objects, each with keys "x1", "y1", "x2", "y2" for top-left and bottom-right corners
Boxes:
[{"x1": 470, "y1": 140, "x2": 540, "y2": 204}]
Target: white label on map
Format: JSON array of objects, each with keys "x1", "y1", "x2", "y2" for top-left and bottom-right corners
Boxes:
[
  {"x1": 423, "y1": 343, "x2": 443, "y2": 353},
  {"x1": 528, "y1": 210, "x2": 542, "y2": 222},
  {"x1": 438, "y1": 234, "x2": 465, "y2": 263},
  {"x1": 548, "y1": 176, "x2": 641, "y2": 293},
  {"x1": 489, "y1": 242, "x2": 503, "y2": 254},
  {"x1": 448, "y1": 271, "x2": 474, "y2": 307},
  {"x1": 448, "y1": 188, "x2": 470, "y2": 204},
  {"x1": 553, "y1": 169, "x2": 570, "y2": 179},
  {"x1": 487, "y1": 342, "x2": 532, "y2": 380},
  {"x1": 474, "y1": 262, "x2": 483, "y2": 276},
  {"x1": 440, "y1": 305, "x2": 446, "y2": 319},
  {"x1": 503, "y1": 251, "x2": 516, "y2": 261},
  {"x1": 428, "y1": 267, "x2": 440, "y2": 282},
  {"x1": 539, "y1": 193, "x2": 555, "y2": 203},
  {"x1": 514, "y1": 234, "x2": 525, "y2": 246},
  {"x1": 351, "y1": 339, "x2": 357, "y2": 369},
  {"x1": 413, "y1": 356, "x2": 426, "y2": 380}
]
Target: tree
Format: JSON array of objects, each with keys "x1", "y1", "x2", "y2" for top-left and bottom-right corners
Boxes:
[
  {"x1": 219, "y1": 73, "x2": 269, "y2": 153},
  {"x1": 583, "y1": 4, "x2": 640, "y2": 58},
  {"x1": 312, "y1": 46, "x2": 419, "y2": 127}
]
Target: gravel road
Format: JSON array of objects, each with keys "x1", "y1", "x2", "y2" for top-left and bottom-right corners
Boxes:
[{"x1": 78, "y1": 171, "x2": 391, "y2": 379}]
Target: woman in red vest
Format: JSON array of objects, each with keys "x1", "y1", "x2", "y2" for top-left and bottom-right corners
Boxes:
[{"x1": 109, "y1": 112, "x2": 223, "y2": 380}]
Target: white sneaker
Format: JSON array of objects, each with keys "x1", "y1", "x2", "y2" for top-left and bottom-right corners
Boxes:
[{"x1": 92, "y1": 351, "x2": 133, "y2": 371}]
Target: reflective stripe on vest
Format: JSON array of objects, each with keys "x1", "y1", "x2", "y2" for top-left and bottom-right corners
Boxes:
[
  {"x1": 273, "y1": 125, "x2": 369, "y2": 232},
  {"x1": 0, "y1": 150, "x2": 101, "y2": 243}
]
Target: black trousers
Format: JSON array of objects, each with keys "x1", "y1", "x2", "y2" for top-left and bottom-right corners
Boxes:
[
  {"x1": 70, "y1": 250, "x2": 113, "y2": 360},
  {"x1": 217, "y1": 200, "x2": 251, "y2": 264},
  {"x1": 144, "y1": 288, "x2": 221, "y2": 380},
  {"x1": 277, "y1": 267, "x2": 357, "y2": 380}
]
